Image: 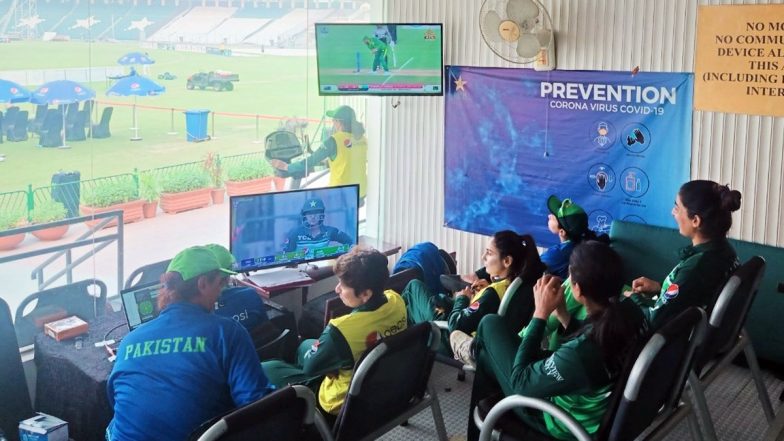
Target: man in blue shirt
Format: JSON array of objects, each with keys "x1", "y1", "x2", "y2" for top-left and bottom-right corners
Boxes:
[{"x1": 106, "y1": 246, "x2": 274, "y2": 441}]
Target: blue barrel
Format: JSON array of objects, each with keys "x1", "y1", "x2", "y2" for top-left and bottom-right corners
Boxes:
[{"x1": 184, "y1": 109, "x2": 210, "y2": 142}]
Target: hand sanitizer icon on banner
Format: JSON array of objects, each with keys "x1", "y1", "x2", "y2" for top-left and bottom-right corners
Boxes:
[
  {"x1": 620, "y1": 167, "x2": 648, "y2": 197},
  {"x1": 625, "y1": 171, "x2": 641, "y2": 193}
]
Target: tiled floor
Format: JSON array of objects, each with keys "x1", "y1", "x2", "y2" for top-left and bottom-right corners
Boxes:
[{"x1": 378, "y1": 361, "x2": 784, "y2": 441}]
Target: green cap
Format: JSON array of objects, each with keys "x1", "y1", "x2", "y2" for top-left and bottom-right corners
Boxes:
[
  {"x1": 204, "y1": 244, "x2": 236, "y2": 271},
  {"x1": 167, "y1": 246, "x2": 236, "y2": 282},
  {"x1": 547, "y1": 195, "x2": 589, "y2": 238},
  {"x1": 326, "y1": 105, "x2": 356, "y2": 124}
]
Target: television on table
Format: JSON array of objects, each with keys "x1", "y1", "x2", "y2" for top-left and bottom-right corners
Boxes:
[
  {"x1": 315, "y1": 23, "x2": 444, "y2": 96},
  {"x1": 230, "y1": 184, "x2": 360, "y2": 273}
]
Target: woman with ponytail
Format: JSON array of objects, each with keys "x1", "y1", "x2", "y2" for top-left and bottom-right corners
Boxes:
[
  {"x1": 466, "y1": 241, "x2": 647, "y2": 441},
  {"x1": 627, "y1": 180, "x2": 742, "y2": 329},
  {"x1": 402, "y1": 231, "x2": 545, "y2": 352},
  {"x1": 107, "y1": 246, "x2": 274, "y2": 441}
]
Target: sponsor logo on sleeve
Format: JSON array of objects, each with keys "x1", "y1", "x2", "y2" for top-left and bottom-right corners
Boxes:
[
  {"x1": 544, "y1": 356, "x2": 564, "y2": 381},
  {"x1": 663, "y1": 283, "x2": 680, "y2": 301}
]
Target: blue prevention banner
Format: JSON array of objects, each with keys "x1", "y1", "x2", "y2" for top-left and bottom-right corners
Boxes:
[{"x1": 444, "y1": 66, "x2": 693, "y2": 248}]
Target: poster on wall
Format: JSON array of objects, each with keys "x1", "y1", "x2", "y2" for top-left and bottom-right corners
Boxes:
[
  {"x1": 695, "y1": 4, "x2": 784, "y2": 117},
  {"x1": 444, "y1": 66, "x2": 693, "y2": 248}
]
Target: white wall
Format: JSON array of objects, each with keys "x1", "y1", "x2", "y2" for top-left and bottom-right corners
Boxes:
[{"x1": 381, "y1": 0, "x2": 784, "y2": 272}]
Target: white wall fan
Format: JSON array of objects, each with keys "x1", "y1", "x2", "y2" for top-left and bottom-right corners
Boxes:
[{"x1": 479, "y1": 0, "x2": 556, "y2": 70}]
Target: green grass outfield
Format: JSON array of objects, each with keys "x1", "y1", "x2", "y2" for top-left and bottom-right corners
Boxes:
[
  {"x1": 0, "y1": 41, "x2": 331, "y2": 193},
  {"x1": 315, "y1": 25, "x2": 442, "y2": 90}
]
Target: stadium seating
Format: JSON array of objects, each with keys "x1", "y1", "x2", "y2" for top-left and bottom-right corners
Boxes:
[
  {"x1": 243, "y1": 8, "x2": 333, "y2": 47},
  {"x1": 205, "y1": 18, "x2": 270, "y2": 44},
  {"x1": 149, "y1": 7, "x2": 237, "y2": 44},
  {"x1": 111, "y1": 4, "x2": 185, "y2": 41}
]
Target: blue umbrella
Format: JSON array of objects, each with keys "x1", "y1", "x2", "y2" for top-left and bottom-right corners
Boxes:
[
  {"x1": 0, "y1": 79, "x2": 31, "y2": 104},
  {"x1": 31, "y1": 80, "x2": 96, "y2": 148},
  {"x1": 106, "y1": 74, "x2": 165, "y2": 140},
  {"x1": 106, "y1": 74, "x2": 165, "y2": 97},
  {"x1": 31, "y1": 80, "x2": 95, "y2": 105},
  {"x1": 117, "y1": 52, "x2": 155, "y2": 66}
]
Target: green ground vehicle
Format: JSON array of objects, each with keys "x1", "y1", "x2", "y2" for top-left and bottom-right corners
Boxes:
[{"x1": 186, "y1": 71, "x2": 239, "y2": 91}]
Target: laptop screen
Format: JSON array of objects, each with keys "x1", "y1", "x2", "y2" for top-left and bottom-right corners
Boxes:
[{"x1": 121, "y1": 282, "x2": 163, "y2": 331}]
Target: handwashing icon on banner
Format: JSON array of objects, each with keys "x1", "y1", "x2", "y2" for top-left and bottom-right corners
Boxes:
[{"x1": 588, "y1": 164, "x2": 616, "y2": 193}]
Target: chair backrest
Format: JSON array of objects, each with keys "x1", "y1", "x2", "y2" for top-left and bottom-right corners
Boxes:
[
  {"x1": 66, "y1": 102, "x2": 79, "y2": 121},
  {"x1": 14, "y1": 279, "x2": 108, "y2": 347},
  {"x1": 191, "y1": 385, "x2": 331, "y2": 441},
  {"x1": 124, "y1": 259, "x2": 172, "y2": 290},
  {"x1": 332, "y1": 322, "x2": 439, "y2": 441},
  {"x1": 696, "y1": 256, "x2": 766, "y2": 372},
  {"x1": 607, "y1": 307, "x2": 706, "y2": 441},
  {"x1": 14, "y1": 110, "x2": 28, "y2": 127},
  {"x1": 496, "y1": 277, "x2": 535, "y2": 334},
  {"x1": 387, "y1": 266, "x2": 423, "y2": 294},
  {"x1": 34, "y1": 104, "x2": 48, "y2": 121},
  {"x1": 99, "y1": 106, "x2": 113, "y2": 126},
  {"x1": 5, "y1": 106, "x2": 19, "y2": 122},
  {"x1": 252, "y1": 325, "x2": 297, "y2": 363},
  {"x1": 0, "y1": 298, "x2": 34, "y2": 441},
  {"x1": 324, "y1": 296, "x2": 352, "y2": 326},
  {"x1": 438, "y1": 248, "x2": 457, "y2": 275},
  {"x1": 43, "y1": 109, "x2": 63, "y2": 129}
]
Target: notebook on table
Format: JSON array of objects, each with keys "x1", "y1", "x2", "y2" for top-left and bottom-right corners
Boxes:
[{"x1": 247, "y1": 268, "x2": 313, "y2": 290}]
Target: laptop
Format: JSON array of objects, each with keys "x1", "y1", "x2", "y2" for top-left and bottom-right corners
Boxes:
[{"x1": 121, "y1": 282, "x2": 163, "y2": 331}]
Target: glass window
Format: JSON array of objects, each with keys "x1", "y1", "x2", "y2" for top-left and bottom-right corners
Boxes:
[{"x1": 0, "y1": 0, "x2": 383, "y2": 343}]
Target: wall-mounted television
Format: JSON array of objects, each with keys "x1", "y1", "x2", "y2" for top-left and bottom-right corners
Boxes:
[
  {"x1": 315, "y1": 23, "x2": 444, "y2": 96},
  {"x1": 230, "y1": 185, "x2": 359, "y2": 273}
]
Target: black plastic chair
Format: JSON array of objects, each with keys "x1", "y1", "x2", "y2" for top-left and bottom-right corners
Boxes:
[
  {"x1": 190, "y1": 385, "x2": 332, "y2": 441},
  {"x1": 3, "y1": 106, "x2": 19, "y2": 134},
  {"x1": 475, "y1": 307, "x2": 707, "y2": 441},
  {"x1": 39, "y1": 109, "x2": 64, "y2": 148},
  {"x1": 330, "y1": 322, "x2": 448, "y2": 441},
  {"x1": 14, "y1": 279, "x2": 108, "y2": 347},
  {"x1": 65, "y1": 102, "x2": 79, "y2": 125},
  {"x1": 7, "y1": 110, "x2": 28, "y2": 141},
  {"x1": 91, "y1": 107, "x2": 113, "y2": 139},
  {"x1": 124, "y1": 259, "x2": 172, "y2": 290},
  {"x1": 670, "y1": 256, "x2": 774, "y2": 441},
  {"x1": 29, "y1": 104, "x2": 47, "y2": 134},
  {"x1": 0, "y1": 298, "x2": 35, "y2": 441},
  {"x1": 66, "y1": 110, "x2": 87, "y2": 142}
]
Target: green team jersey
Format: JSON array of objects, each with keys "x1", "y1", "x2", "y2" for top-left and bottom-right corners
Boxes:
[
  {"x1": 519, "y1": 278, "x2": 587, "y2": 350},
  {"x1": 513, "y1": 319, "x2": 613, "y2": 440},
  {"x1": 364, "y1": 36, "x2": 388, "y2": 53},
  {"x1": 631, "y1": 238, "x2": 738, "y2": 329}
]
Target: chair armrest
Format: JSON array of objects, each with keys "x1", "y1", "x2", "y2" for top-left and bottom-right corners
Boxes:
[
  {"x1": 475, "y1": 395, "x2": 592, "y2": 441},
  {"x1": 433, "y1": 320, "x2": 448, "y2": 330}
]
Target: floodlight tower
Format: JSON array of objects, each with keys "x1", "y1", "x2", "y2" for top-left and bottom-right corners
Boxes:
[{"x1": 14, "y1": 0, "x2": 40, "y2": 39}]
